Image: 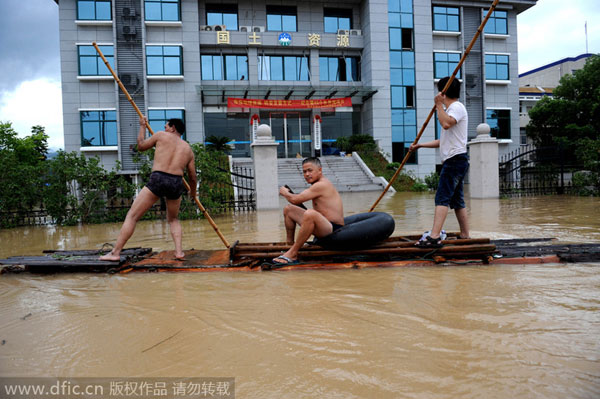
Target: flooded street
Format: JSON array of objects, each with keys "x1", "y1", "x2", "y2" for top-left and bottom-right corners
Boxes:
[{"x1": 1, "y1": 192, "x2": 599, "y2": 398}]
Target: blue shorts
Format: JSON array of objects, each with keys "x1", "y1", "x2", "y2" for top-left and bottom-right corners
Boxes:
[{"x1": 435, "y1": 153, "x2": 469, "y2": 210}]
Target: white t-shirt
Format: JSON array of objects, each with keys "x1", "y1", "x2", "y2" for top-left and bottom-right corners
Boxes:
[{"x1": 439, "y1": 101, "x2": 468, "y2": 163}]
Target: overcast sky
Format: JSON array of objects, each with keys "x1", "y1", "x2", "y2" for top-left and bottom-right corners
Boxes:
[{"x1": 0, "y1": 0, "x2": 598, "y2": 150}]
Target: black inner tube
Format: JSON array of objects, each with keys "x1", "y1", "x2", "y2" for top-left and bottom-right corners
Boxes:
[{"x1": 314, "y1": 212, "x2": 395, "y2": 250}]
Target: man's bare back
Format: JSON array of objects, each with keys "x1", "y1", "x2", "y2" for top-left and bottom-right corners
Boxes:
[{"x1": 138, "y1": 126, "x2": 194, "y2": 176}]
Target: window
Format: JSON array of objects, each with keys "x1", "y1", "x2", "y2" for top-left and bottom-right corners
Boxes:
[
  {"x1": 323, "y1": 8, "x2": 352, "y2": 33},
  {"x1": 434, "y1": 52, "x2": 461, "y2": 79},
  {"x1": 78, "y1": 45, "x2": 114, "y2": 76},
  {"x1": 390, "y1": 51, "x2": 415, "y2": 86},
  {"x1": 389, "y1": 0, "x2": 413, "y2": 28},
  {"x1": 201, "y1": 55, "x2": 248, "y2": 80},
  {"x1": 206, "y1": 4, "x2": 238, "y2": 30},
  {"x1": 146, "y1": 46, "x2": 183, "y2": 75},
  {"x1": 433, "y1": 6, "x2": 459, "y2": 32},
  {"x1": 319, "y1": 57, "x2": 360, "y2": 81},
  {"x1": 487, "y1": 109, "x2": 511, "y2": 139},
  {"x1": 484, "y1": 10, "x2": 507, "y2": 35},
  {"x1": 258, "y1": 56, "x2": 309, "y2": 81},
  {"x1": 392, "y1": 143, "x2": 417, "y2": 163},
  {"x1": 77, "y1": 0, "x2": 111, "y2": 20},
  {"x1": 204, "y1": 113, "x2": 251, "y2": 157},
  {"x1": 145, "y1": 0, "x2": 180, "y2": 21},
  {"x1": 148, "y1": 109, "x2": 186, "y2": 139},
  {"x1": 485, "y1": 54, "x2": 509, "y2": 80},
  {"x1": 267, "y1": 6, "x2": 297, "y2": 32},
  {"x1": 389, "y1": 28, "x2": 413, "y2": 50},
  {"x1": 80, "y1": 111, "x2": 117, "y2": 146}
]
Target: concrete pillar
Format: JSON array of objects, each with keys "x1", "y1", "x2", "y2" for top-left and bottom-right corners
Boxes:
[
  {"x1": 251, "y1": 124, "x2": 280, "y2": 209},
  {"x1": 468, "y1": 123, "x2": 499, "y2": 198}
]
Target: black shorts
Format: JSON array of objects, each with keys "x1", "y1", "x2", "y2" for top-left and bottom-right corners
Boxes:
[
  {"x1": 146, "y1": 171, "x2": 185, "y2": 200},
  {"x1": 331, "y1": 222, "x2": 344, "y2": 232}
]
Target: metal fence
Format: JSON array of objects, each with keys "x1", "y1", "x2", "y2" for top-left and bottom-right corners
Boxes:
[
  {"x1": 499, "y1": 145, "x2": 582, "y2": 196},
  {"x1": 1, "y1": 159, "x2": 256, "y2": 227}
]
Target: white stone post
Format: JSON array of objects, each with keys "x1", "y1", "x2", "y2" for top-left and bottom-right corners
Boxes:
[
  {"x1": 251, "y1": 124, "x2": 280, "y2": 209},
  {"x1": 467, "y1": 123, "x2": 499, "y2": 198}
]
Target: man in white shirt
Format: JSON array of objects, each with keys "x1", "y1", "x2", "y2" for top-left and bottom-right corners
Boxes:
[{"x1": 409, "y1": 77, "x2": 470, "y2": 247}]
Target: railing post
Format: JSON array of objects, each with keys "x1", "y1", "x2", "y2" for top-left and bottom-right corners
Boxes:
[
  {"x1": 251, "y1": 124, "x2": 280, "y2": 210},
  {"x1": 468, "y1": 123, "x2": 499, "y2": 198}
]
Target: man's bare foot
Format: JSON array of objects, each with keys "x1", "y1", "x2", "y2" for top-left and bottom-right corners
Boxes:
[
  {"x1": 174, "y1": 252, "x2": 185, "y2": 261},
  {"x1": 99, "y1": 252, "x2": 121, "y2": 261}
]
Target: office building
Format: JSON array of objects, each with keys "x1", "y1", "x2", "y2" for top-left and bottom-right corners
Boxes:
[{"x1": 53, "y1": 0, "x2": 536, "y2": 177}]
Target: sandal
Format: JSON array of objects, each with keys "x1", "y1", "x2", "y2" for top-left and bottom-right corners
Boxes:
[{"x1": 415, "y1": 235, "x2": 443, "y2": 248}]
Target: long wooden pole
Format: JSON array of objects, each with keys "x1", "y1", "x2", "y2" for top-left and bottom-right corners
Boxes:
[
  {"x1": 92, "y1": 42, "x2": 231, "y2": 248},
  {"x1": 369, "y1": 0, "x2": 501, "y2": 212}
]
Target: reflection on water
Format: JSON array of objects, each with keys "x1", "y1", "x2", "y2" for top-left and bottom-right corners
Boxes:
[{"x1": 1, "y1": 192, "x2": 599, "y2": 398}]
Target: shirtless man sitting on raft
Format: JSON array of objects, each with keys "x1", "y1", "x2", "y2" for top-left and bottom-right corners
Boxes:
[
  {"x1": 100, "y1": 116, "x2": 197, "y2": 261},
  {"x1": 273, "y1": 157, "x2": 344, "y2": 265}
]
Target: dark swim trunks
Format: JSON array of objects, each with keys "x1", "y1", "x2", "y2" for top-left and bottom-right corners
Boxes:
[
  {"x1": 146, "y1": 171, "x2": 185, "y2": 200},
  {"x1": 331, "y1": 222, "x2": 344, "y2": 232}
]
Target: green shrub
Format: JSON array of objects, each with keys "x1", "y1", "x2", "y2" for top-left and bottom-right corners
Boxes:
[
  {"x1": 424, "y1": 172, "x2": 440, "y2": 191},
  {"x1": 572, "y1": 170, "x2": 599, "y2": 196}
]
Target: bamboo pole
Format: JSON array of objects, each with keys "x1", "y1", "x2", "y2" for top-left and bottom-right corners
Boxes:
[
  {"x1": 92, "y1": 42, "x2": 231, "y2": 249},
  {"x1": 369, "y1": 0, "x2": 501, "y2": 212}
]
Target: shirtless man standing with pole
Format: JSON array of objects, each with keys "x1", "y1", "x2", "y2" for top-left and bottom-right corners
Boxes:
[
  {"x1": 100, "y1": 116, "x2": 197, "y2": 261},
  {"x1": 272, "y1": 157, "x2": 344, "y2": 265}
]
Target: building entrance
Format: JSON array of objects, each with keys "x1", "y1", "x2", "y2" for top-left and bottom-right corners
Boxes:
[{"x1": 262, "y1": 111, "x2": 311, "y2": 158}]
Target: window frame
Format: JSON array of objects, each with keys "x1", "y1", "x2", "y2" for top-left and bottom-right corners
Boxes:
[
  {"x1": 148, "y1": 109, "x2": 186, "y2": 140},
  {"x1": 432, "y1": 6, "x2": 460, "y2": 32},
  {"x1": 201, "y1": 54, "x2": 248, "y2": 80},
  {"x1": 76, "y1": 0, "x2": 112, "y2": 21},
  {"x1": 433, "y1": 51, "x2": 461, "y2": 79},
  {"x1": 258, "y1": 55, "x2": 310, "y2": 81},
  {"x1": 144, "y1": 0, "x2": 181, "y2": 22},
  {"x1": 77, "y1": 44, "x2": 115, "y2": 76},
  {"x1": 266, "y1": 5, "x2": 297, "y2": 32},
  {"x1": 485, "y1": 53, "x2": 510, "y2": 80},
  {"x1": 319, "y1": 56, "x2": 360, "y2": 82},
  {"x1": 486, "y1": 108, "x2": 511, "y2": 140},
  {"x1": 323, "y1": 8, "x2": 352, "y2": 33},
  {"x1": 206, "y1": 4, "x2": 238, "y2": 30},
  {"x1": 484, "y1": 10, "x2": 508, "y2": 35},
  {"x1": 80, "y1": 110, "x2": 118, "y2": 147},
  {"x1": 146, "y1": 45, "x2": 184, "y2": 76}
]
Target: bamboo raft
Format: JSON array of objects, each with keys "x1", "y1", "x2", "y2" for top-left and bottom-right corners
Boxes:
[{"x1": 1, "y1": 235, "x2": 599, "y2": 274}]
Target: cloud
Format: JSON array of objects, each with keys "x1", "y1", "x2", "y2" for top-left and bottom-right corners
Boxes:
[
  {"x1": 517, "y1": 0, "x2": 600, "y2": 73},
  {"x1": 0, "y1": 0, "x2": 60, "y2": 93},
  {"x1": 0, "y1": 78, "x2": 64, "y2": 149}
]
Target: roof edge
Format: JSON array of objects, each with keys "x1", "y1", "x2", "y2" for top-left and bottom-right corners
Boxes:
[{"x1": 519, "y1": 53, "x2": 595, "y2": 78}]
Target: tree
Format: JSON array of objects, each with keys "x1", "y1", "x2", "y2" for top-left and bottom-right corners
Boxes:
[
  {"x1": 526, "y1": 55, "x2": 600, "y2": 173},
  {"x1": 0, "y1": 122, "x2": 48, "y2": 214}
]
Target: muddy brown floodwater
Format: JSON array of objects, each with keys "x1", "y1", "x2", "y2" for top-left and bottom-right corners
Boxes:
[{"x1": 1, "y1": 192, "x2": 599, "y2": 398}]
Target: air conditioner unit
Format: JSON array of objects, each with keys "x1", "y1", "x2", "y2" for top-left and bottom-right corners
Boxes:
[
  {"x1": 337, "y1": 29, "x2": 350, "y2": 35},
  {"x1": 200, "y1": 25, "x2": 213, "y2": 31},
  {"x1": 239, "y1": 25, "x2": 252, "y2": 32},
  {"x1": 252, "y1": 26, "x2": 265, "y2": 32},
  {"x1": 122, "y1": 7, "x2": 136, "y2": 17},
  {"x1": 122, "y1": 25, "x2": 136, "y2": 36},
  {"x1": 213, "y1": 25, "x2": 226, "y2": 31},
  {"x1": 120, "y1": 73, "x2": 138, "y2": 86},
  {"x1": 349, "y1": 29, "x2": 362, "y2": 36}
]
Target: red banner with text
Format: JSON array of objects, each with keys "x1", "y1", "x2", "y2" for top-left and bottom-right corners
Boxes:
[{"x1": 227, "y1": 97, "x2": 352, "y2": 109}]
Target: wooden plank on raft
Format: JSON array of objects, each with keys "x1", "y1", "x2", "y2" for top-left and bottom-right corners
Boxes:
[{"x1": 234, "y1": 244, "x2": 497, "y2": 259}]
